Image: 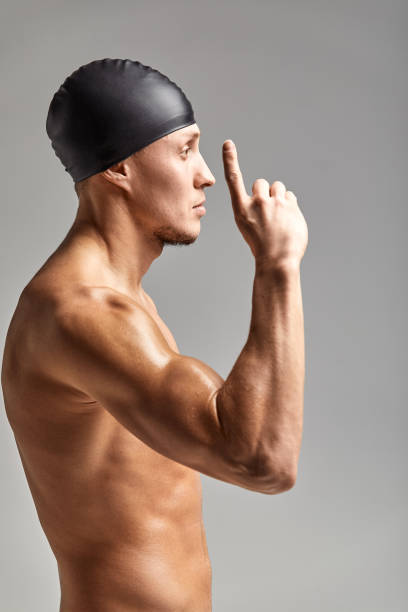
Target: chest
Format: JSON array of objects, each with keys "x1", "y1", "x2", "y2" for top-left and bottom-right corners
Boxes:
[{"x1": 147, "y1": 308, "x2": 180, "y2": 354}]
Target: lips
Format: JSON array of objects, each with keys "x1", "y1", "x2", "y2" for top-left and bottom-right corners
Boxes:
[{"x1": 193, "y1": 201, "x2": 206, "y2": 208}]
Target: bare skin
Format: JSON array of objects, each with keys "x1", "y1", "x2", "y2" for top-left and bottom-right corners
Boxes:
[{"x1": 1, "y1": 126, "x2": 308, "y2": 611}]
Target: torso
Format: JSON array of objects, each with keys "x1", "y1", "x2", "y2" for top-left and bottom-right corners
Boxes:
[{"x1": 2, "y1": 262, "x2": 212, "y2": 611}]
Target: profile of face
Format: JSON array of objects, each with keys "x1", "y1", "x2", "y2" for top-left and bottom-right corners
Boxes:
[{"x1": 120, "y1": 123, "x2": 216, "y2": 247}]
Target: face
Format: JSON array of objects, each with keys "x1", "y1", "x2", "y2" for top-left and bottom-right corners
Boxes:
[{"x1": 126, "y1": 123, "x2": 216, "y2": 247}]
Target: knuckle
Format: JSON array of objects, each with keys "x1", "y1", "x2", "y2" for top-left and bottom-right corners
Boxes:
[
  {"x1": 234, "y1": 210, "x2": 247, "y2": 224},
  {"x1": 227, "y1": 170, "x2": 241, "y2": 182},
  {"x1": 252, "y1": 193, "x2": 266, "y2": 206},
  {"x1": 274, "y1": 194, "x2": 286, "y2": 205}
]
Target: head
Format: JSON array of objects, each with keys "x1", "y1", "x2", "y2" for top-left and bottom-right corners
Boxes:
[
  {"x1": 74, "y1": 123, "x2": 215, "y2": 247},
  {"x1": 47, "y1": 58, "x2": 214, "y2": 248}
]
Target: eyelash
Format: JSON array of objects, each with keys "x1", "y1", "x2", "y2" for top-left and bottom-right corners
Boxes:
[{"x1": 182, "y1": 146, "x2": 192, "y2": 156}]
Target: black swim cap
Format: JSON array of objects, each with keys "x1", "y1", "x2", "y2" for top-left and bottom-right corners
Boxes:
[{"x1": 46, "y1": 58, "x2": 196, "y2": 183}]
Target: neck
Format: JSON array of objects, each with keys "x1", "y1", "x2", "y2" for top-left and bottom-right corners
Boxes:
[{"x1": 61, "y1": 190, "x2": 164, "y2": 299}]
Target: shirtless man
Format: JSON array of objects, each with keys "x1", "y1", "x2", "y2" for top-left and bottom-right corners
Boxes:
[{"x1": 1, "y1": 59, "x2": 308, "y2": 611}]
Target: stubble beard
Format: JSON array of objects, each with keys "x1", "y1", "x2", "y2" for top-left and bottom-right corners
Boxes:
[{"x1": 153, "y1": 225, "x2": 198, "y2": 247}]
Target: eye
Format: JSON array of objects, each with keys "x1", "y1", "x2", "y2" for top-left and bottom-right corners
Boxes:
[{"x1": 182, "y1": 146, "x2": 192, "y2": 157}]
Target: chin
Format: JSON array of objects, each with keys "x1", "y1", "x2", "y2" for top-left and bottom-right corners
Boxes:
[{"x1": 153, "y1": 224, "x2": 200, "y2": 247}]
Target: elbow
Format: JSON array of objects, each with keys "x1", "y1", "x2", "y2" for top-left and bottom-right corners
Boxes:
[
  {"x1": 271, "y1": 469, "x2": 297, "y2": 493},
  {"x1": 250, "y1": 455, "x2": 298, "y2": 495},
  {"x1": 256, "y1": 469, "x2": 297, "y2": 495}
]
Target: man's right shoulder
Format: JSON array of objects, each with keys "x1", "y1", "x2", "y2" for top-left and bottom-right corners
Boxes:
[
  {"x1": 5, "y1": 283, "x2": 160, "y2": 396},
  {"x1": 54, "y1": 285, "x2": 152, "y2": 333},
  {"x1": 20, "y1": 283, "x2": 152, "y2": 369},
  {"x1": 21, "y1": 281, "x2": 141, "y2": 321},
  {"x1": 39, "y1": 285, "x2": 150, "y2": 353}
]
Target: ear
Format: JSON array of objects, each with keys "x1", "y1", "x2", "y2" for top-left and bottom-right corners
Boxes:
[{"x1": 102, "y1": 158, "x2": 132, "y2": 192}]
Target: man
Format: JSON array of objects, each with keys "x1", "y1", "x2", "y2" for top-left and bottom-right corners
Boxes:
[{"x1": 1, "y1": 59, "x2": 308, "y2": 611}]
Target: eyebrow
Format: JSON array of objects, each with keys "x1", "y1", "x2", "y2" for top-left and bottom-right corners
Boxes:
[{"x1": 185, "y1": 130, "x2": 201, "y2": 142}]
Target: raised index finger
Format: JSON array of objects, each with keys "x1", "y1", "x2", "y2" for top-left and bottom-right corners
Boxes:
[{"x1": 222, "y1": 140, "x2": 248, "y2": 214}]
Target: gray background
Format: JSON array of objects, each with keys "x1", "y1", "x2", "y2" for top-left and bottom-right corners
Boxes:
[{"x1": 1, "y1": 0, "x2": 406, "y2": 610}]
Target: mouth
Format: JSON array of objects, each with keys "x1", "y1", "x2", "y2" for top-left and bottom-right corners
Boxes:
[{"x1": 193, "y1": 200, "x2": 206, "y2": 216}]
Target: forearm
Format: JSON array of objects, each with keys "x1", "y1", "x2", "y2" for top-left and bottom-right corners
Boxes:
[{"x1": 216, "y1": 260, "x2": 305, "y2": 482}]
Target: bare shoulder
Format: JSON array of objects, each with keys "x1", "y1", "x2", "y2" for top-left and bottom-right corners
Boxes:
[
  {"x1": 56, "y1": 285, "x2": 166, "y2": 342},
  {"x1": 19, "y1": 281, "x2": 145, "y2": 335},
  {"x1": 51, "y1": 285, "x2": 162, "y2": 361},
  {"x1": 5, "y1": 282, "x2": 166, "y2": 380},
  {"x1": 53, "y1": 284, "x2": 179, "y2": 383}
]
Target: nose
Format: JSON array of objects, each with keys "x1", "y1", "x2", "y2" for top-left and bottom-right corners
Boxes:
[
  {"x1": 196, "y1": 154, "x2": 216, "y2": 189},
  {"x1": 205, "y1": 171, "x2": 216, "y2": 187}
]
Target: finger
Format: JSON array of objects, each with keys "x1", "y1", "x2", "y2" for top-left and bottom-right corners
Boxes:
[
  {"x1": 252, "y1": 178, "x2": 270, "y2": 201},
  {"x1": 222, "y1": 140, "x2": 248, "y2": 214},
  {"x1": 269, "y1": 180, "x2": 286, "y2": 200},
  {"x1": 286, "y1": 190, "x2": 297, "y2": 203}
]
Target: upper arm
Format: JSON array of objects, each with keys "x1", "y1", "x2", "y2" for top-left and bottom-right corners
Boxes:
[{"x1": 54, "y1": 290, "x2": 272, "y2": 493}]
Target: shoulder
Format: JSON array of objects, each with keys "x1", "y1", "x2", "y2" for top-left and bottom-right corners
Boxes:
[
  {"x1": 17, "y1": 282, "x2": 164, "y2": 366},
  {"x1": 54, "y1": 285, "x2": 170, "y2": 361},
  {"x1": 55, "y1": 285, "x2": 158, "y2": 331}
]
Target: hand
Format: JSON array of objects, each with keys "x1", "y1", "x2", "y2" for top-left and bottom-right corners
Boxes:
[{"x1": 222, "y1": 139, "x2": 308, "y2": 268}]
